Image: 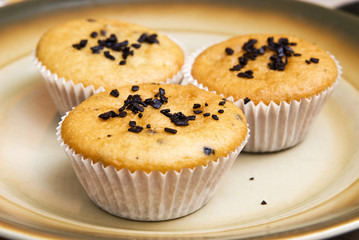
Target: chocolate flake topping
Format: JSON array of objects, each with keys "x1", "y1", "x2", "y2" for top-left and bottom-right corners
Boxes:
[
  {"x1": 73, "y1": 30, "x2": 160, "y2": 65},
  {"x1": 261, "y1": 200, "x2": 267, "y2": 205},
  {"x1": 110, "y1": 89, "x2": 119, "y2": 97},
  {"x1": 227, "y1": 36, "x2": 314, "y2": 78},
  {"x1": 203, "y1": 147, "x2": 215, "y2": 155}
]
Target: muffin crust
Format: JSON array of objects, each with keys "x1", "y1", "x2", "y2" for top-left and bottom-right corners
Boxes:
[
  {"x1": 36, "y1": 19, "x2": 184, "y2": 89},
  {"x1": 61, "y1": 84, "x2": 247, "y2": 173},
  {"x1": 191, "y1": 34, "x2": 338, "y2": 105}
]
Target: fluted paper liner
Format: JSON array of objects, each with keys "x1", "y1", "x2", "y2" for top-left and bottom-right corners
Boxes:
[
  {"x1": 57, "y1": 114, "x2": 249, "y2": 221},
  {"x1": 182, "y1": 43, "x2": 342, "y2": 152},
  {"x1": 34, "y1": 34, "x2": 187, "y2": 116}
]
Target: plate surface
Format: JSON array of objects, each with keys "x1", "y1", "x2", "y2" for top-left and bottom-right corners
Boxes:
[{"x1": 0, "y1": 0, "x2": 359, "y2": 239}]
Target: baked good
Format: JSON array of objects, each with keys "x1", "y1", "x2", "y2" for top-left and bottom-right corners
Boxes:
[
  {"x1": 57, "y1": 83, "x2": 248, "y2": 220},
  {"x1": 184, "y1": 34, "x2": 341, "y2": 152},
  {"x1": 35, "y1": 18, "x2": 185, "y2": 115}
]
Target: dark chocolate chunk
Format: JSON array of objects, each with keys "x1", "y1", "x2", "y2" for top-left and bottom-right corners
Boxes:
[
  {"x1": 305, "y1": 60, "x2": 311, "y2": 64},
  {"x1": 203, "y1": 147, "x2": 215, "y2": 155},
  {"x1": 218, "y1": 109, "x2": 224, "y2": 113},
  {"x1": 119, "y1": 60, "x2": 126, "y2": 65},
  {"x1": 110, "y1": 89, "x2": 119, "y2": 97},
  {"x1": 138, "y1": 113, "x2": 143, "y2": 118},
  {"x1": 249, "y1": 177, "x2": 254, "y2": 180},
  {"x1": 107, "y1": 134, "x2": 112, "y2": 137},
  {"x1": 203, "y1": 113, "x2": 210, "y2": 117},
  {"x1": 261, "y1": 200, "x2": 267, "y2": 205},
  {"x1": 146, "y1": 124, "x2": 151, "y2": 128},
  {"x1": 164, "y1": 128, "x2": 177, "y2": 134},
  {"x1": 193, "y1": 110, "x2": 203, "y2": 114}
]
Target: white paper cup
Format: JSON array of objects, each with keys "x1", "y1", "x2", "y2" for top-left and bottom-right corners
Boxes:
[
  {"x1": 57, "y1": 113, "x2": 249, "y2": 221},
  {"x1": 182, "y1": 44, "x2": 341, "y2": 152}
]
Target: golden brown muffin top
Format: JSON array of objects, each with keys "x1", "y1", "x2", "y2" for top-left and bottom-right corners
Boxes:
[
  {"x1": 36, "y1": 19, "x2": 184, "y2": 89},
  {"x1": 61, "y1": 83, "x2": 247, "y2": 173},
  {"x1": 191, "y1": 34, "x2": 338, "y2": 105}
]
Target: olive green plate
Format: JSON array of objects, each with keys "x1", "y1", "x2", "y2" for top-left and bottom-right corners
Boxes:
[{"x1": 0, "y1": 0, "x2": 359, "y2": 239}]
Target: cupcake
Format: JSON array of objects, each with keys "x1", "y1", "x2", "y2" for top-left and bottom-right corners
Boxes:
[
  {"x1": 183, "y1": 34, "x2": 341, "y2": 152},
  {"x1": 34, "y1": 18, "x2": 185, "y2": 115},
  {"x1": 57, "y1": 83, "x2": 248, "y2": 221}
]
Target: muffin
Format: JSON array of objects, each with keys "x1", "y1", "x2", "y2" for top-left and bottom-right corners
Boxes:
[
  {"x1": 57, "y1": 83, "x2": 248, "y2": 221},
  {"x1": 34, "y1": 18, "x2": 185, "y2": 115},
  {"x1": 183, "y1": 34, "x2": 341, "y2": 152}
]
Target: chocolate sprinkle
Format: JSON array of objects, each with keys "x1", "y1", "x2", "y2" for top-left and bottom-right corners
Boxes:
[
  {"x1": 244, "y1": 97, "x2": 251, "y2": 104},
  {"x1": 146, "y1": 124, "x2": 151, "y2": 128},
  {"x1": 261, "y1": 200, "x2": 267, "y2": 205},
  {"x1": 225, "y1": 47, "x2": 234, "y2": 55},
  {"x1": 219, "y1": 101, "x2": 226, "y2": 106},
  {"x1": 90, "y1": 32, "x2": 98, "y2": 38},
  {"x1": 203, "y1": 147, "x2": 215, "y2": 155},
  {"x1": 218, "y1": 109, "x2": 224, "y2": 113},
  {"x1": 119, "y1": 60, "x2": 126, "y2": 65},
  {"x1": 212, "y1": 114, "x2": 219, "y2": 120},
  {"x1": 118, "y1": 111, "x2": 127, "y2": 117},
  {"x1": 72, "y1": 39, "x2": 88, "y2": 50},
  {"x1": 193, "y1": 103, "x2": 201, "y2": 109},
  {"x1": 104, "y1": 51, "x2": 115, "y2": 60},
  {"x1": 99, "y1": 110, "x2": 117, "y2": 120},
  {"x1": 132, "y1": 85, "x2": 139, "y2": 91},
  {"x1": 203, "y1": 113, "x2": 210, "y2": 117},
  {"x1": 129, "y1": 121, "x2": 137, "y2": 127},
  {"x1": 193, "y1": 110, "x2": 203, "y2": 114},
  {"x1": 164, "y1": 127, "x2": 177, "y2": 134},
  {"x1": 138, "y1": 113, "x2": 143, "y2": 118},
  {"x1": 310, "y1": 57, "x2": 319, "y2": 63},
  {"x1": 128, "y1": 126, "x2": 143, "y2": 133},
  {"x1": 110, "y1": 89, "x2": 119, "y2": 97}
]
